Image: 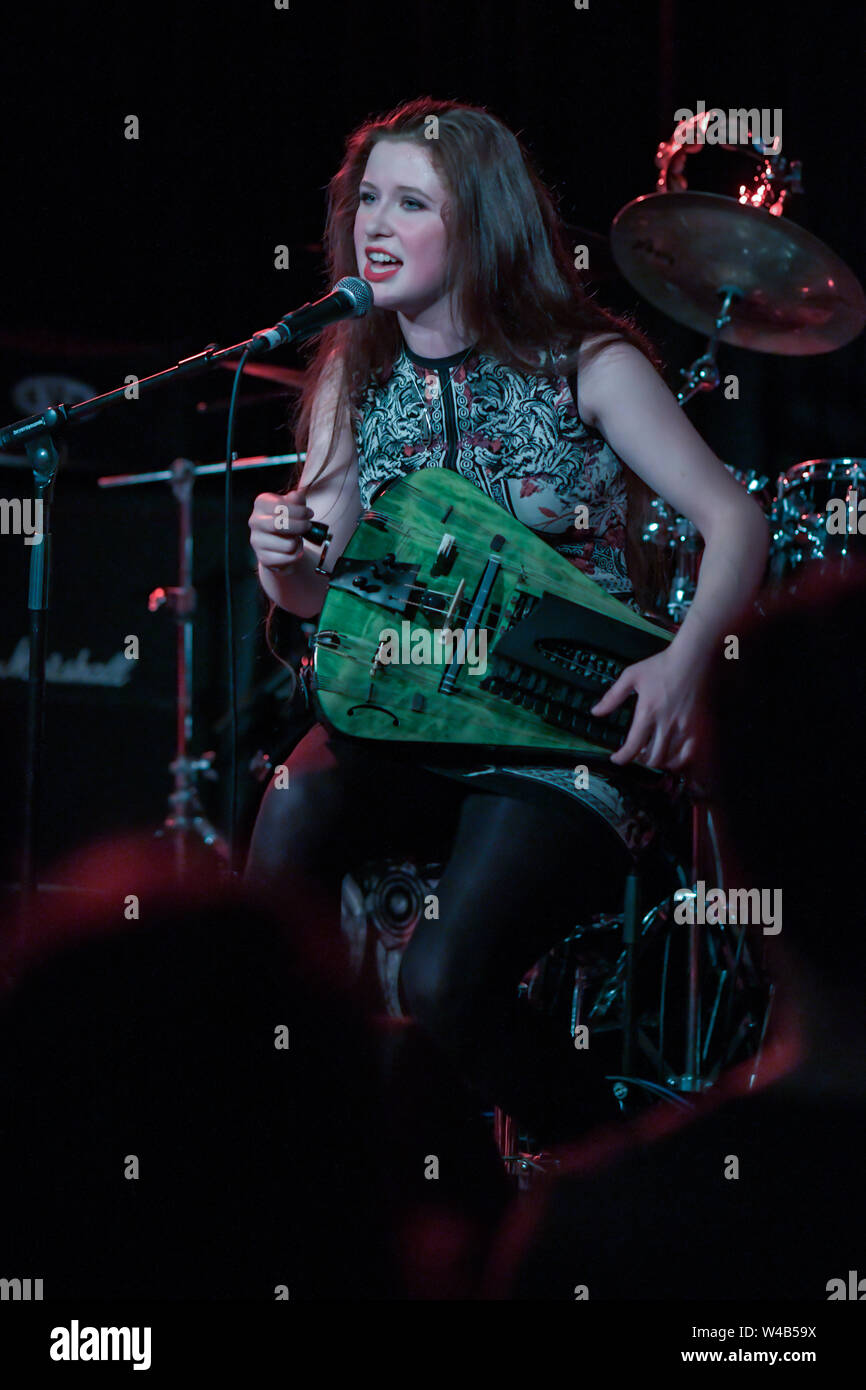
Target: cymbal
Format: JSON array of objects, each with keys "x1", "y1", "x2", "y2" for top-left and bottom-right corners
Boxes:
[
  {"x1": 218, "y1": 359, "x2": 306, "y2": 389},
  {"x1": 610, "y1": 192, "x2": 866, "y2": 354}
]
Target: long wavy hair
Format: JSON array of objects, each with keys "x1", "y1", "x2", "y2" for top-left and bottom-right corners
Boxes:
[{"x1": 271, "y1": 96, "x2": 670, "y2": 661}]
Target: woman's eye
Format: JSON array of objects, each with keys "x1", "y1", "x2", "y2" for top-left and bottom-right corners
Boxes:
[{"x1": 358, "y1": 191, "x2": 425, "y2": 210}]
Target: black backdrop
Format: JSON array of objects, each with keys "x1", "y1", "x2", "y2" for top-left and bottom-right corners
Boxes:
[{"x1": 2, "y1": 0, "x2": 864, "y2": 878}]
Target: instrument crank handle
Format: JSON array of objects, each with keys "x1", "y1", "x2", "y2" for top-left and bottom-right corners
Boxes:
[{"x1": 307, "y1": 517, "x2": 333, "y2": 574}]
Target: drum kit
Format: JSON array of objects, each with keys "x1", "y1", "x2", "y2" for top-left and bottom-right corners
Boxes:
[{"x1": 610, "y1": 115, "x2": 866, "y2": 617}]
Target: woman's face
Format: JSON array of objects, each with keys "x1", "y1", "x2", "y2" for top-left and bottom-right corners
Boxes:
[{"x1": 353, "y1": 139, "x2": 452, "y2": 317}]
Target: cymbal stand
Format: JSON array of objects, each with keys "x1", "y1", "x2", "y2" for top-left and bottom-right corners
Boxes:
[
  {"x1": 676, "y1": 286, "x2": 742, "y2": 405},
  {"x1": 147, "y1": 457, "x2": 229, "y2": 878},
  {"x1": 678, "y1": 790, "x2": 721, "y2": 1091},
  {"x1": 98, "y1": 451, "x2": 327, "y2": 882}
]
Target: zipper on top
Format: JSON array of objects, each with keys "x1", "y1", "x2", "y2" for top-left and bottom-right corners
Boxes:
[{"x1": 437, "y1": 366, "x2": 459, "y2": 471}]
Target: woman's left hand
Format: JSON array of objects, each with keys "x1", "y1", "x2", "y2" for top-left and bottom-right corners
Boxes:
[{"x1": 590, "y1": 645, "x2": 704, "y2": 773}]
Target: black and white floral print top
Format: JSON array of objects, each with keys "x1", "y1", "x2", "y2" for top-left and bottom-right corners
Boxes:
[{"x1": 351, "y1": 338, "x2": 634, "y2": 596}]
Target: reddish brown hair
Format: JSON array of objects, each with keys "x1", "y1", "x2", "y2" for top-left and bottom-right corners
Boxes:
[{"x1": 282, "y1": 96, "x2": 669, "y2": 627}]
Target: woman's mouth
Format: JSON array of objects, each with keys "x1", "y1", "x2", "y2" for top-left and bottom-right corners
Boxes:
[{"x1": 363, "y1": 249, "x2": 403, "y2": 282}]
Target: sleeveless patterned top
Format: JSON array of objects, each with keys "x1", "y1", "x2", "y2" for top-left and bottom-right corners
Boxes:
[
  {"x1": 348, "y1": 337, "x2": 671, "y2": 857},
  {"x1": 351, "y1": 339, "x2": 634, "y2": 597}
]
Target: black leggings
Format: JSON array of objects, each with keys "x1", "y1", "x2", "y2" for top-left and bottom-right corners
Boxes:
[{"x1": 244, "y1": 721, "x2": 648, "y2": 1142}]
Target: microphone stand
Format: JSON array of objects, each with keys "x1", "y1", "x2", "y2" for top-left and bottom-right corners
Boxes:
[
  {"x1": 0, "y1": 331, "x2": 304, "y2": 924},
  {"x1": 20, "y1": 435, "x2": 59, "y2": 908}
]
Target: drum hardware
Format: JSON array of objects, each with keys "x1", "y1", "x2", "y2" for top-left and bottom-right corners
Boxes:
[
  {"x1": 492, "y1": 773, "x2": 773, "y2": 1170},
  {"x1": 524, "y1": 822, "x2": 766, "y2": 1097},
  {"x1": 99, "y1": 456, "x2": 230, "y2": 876},
  {"x1": 610, "y1": 122, "x2": 862, "y2": 620},
  {"x1": 612, "y1": 122, "x2": 866, "y2": 367},
  {"x1": 672, "y1": 285, "x2": 742, "y2": 407},
  {"x1": 769, "y1": 457, "x2": 866, "y2": 587},
  {"x1": 612, "y1": 190, "x2": 866, "y2": 358},
  {"x1": 643, "y1": 503, "x2": 702, "y2": 625},
  {"x1": 642, "y1": 466, "x2": 770, "y2": 623},
  {"x1": 336, "y1": 794, "x2": 768, "y2": 1178},
  {"x1": 340, "y1": 858, "x2": 447, "y2": 1018},
  {"x1": 336, "y1": 841, "x2": 708, "y2": 1179},
  {"x1": 653, "y1": 115, "x2": 802, "y2": 211},
  {"x1": 97, "y1": 452, "x2": 332, "y2": 880}
]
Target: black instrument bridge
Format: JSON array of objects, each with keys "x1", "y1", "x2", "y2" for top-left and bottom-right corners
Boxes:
[{"x1": 329, "y1": 553, "x2": 420, "y2": 616}]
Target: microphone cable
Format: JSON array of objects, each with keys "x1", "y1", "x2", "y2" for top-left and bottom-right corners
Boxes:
[{"x1": 223, "y1": 346, "x2": 252, "y2": 879}]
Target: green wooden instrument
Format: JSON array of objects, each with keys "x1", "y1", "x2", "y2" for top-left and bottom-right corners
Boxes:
[{"x1": 312, "y1": 468, "x2": 673, "y2": 759}]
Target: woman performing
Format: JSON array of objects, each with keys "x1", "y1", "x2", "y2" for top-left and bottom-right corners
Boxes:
[{"x1": 244, "y1": 97, "x2": 769, "y2": 1145}]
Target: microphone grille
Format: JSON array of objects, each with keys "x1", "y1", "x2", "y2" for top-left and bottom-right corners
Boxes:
[{"x1": 335, "y1": 275, "x2": 374, "y2": 318}]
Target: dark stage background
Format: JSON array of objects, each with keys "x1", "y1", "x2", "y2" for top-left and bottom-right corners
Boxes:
[{"x1": 1, "y1": 0, "x2": 864, "y2": 880}]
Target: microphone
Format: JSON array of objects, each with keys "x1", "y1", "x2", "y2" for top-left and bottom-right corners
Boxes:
[{"x1": 249, "y1": 276, "x2": 374, "y2": 356}]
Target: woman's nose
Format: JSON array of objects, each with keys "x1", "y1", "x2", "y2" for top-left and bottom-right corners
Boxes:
[
  {"x1": 362, "y1": 202, "x2": 395, "y2": 236},
  {"x1": 367, "y1": 215, "x2": 394, "y2": 239}
]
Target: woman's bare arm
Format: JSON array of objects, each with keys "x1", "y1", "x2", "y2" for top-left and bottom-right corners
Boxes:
[
  {"x1": 578, "y1": 337, "x2": 769, "y2": 662},
  {"x1": 577, "y1": 337, "x2": 770, "y2": 770},
  {"x1": 251, "y1": 352, "x2": 363, "y2": 618}
]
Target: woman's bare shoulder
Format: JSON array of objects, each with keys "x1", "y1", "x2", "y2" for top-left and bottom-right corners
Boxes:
[
  {"x1": 577, "y1": 329, "x2": 641, "y2": 364},
  {"x1": 576, "y1": 333, "x2": 653, "y2": 427}
]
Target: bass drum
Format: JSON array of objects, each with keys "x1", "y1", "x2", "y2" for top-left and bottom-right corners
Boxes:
[{"x1": 770, "y1": 458, "x2": 866, "y2": 587}]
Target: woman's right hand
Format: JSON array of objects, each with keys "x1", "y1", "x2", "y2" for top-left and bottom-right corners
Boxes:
[{"x1": 248, "y1": 489, "x2": 315, "y2": 573}]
